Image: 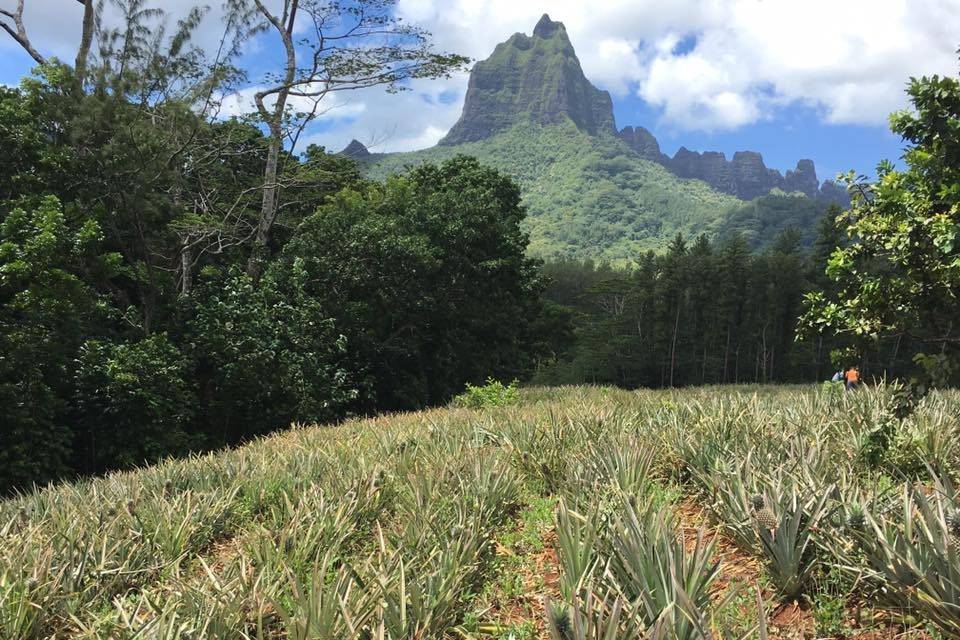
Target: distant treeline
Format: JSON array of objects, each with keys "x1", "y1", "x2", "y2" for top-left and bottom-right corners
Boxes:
[{"x1": 534, "y1": 217, "x2": 916, "y2": 389}]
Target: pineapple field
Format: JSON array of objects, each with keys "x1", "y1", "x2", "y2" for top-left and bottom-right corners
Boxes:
[{"x1": 3, "y1": 384, "x2": 960, "y2": 639}]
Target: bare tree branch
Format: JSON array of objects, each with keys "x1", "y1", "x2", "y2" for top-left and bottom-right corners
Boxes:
[{"x1": 0, "y1": 0, "x2": 46, "y2": 65}]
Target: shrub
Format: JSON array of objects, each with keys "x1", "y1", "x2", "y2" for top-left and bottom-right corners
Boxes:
[
  {"x1": 453, "y1": 378, "x2": 519, "y2": 409},
  {"x1": 73, "y1": 334, "x2": 198, "y2": 471}
]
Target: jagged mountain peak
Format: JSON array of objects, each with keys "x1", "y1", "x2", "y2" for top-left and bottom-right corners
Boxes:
[
  {"x1": 533, "y1": 13, "x2": 565, "y2": 38},
  {"x1": 435, "y1": 15, "x2": 846, "y2": 204},
  {"x1": 439, "y1": 15, "x2": 614, "y2": 145},
  {"x1": 618, "y1": 132, "x2": 848, "y2": 205},
  {"x1": 340, "y1": 139, "x2": 371, "y2": 158}
]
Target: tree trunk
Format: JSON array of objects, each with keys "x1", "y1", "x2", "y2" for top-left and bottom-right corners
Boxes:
[
  {"x1": 815, "y1": 335, "x2": 823, "y2": 381},
  {"x1": 246, "y1": 0, "x2": 298, "y2": 283},
  {"x1": 723, "y1": 326, "x2": 731, "y2": 383},
  {"x1": 701, "y1": 342, "x2": 708, "y2": 384},
  {"x1": 247, "y1": 125, "x2": 283, "y2": 281},
  {"x1": 75, "y1": 0, "x2": 95, "y2": 82},
  {"x1": 180, "y1": 243, "x2": 193, "y2": 296},
  {"x1": 669, "y1": 302, "x2": 680, "y2": 387}
]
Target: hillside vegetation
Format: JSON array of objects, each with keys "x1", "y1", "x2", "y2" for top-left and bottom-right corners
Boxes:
[
  {"x1": 4, "y1": 384, "x2": 960, "y2": 638},
  {"x1": 364, "y1": 121, "x2": 745, "y2": 260},
  {"x1": 359, "y1": 13, "x2": 842, "y2": 260}
]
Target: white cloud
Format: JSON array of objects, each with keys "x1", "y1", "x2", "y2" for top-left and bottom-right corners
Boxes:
[
  {"x1": 298, "y1": 73, "x2": 468, "y2": 153},
  {"x1": 633, "y1": 0, "x2": 960, "y2": 130},
  {"x1": 217, "y1": 85, "x2": 369, "y2": 122},
  {"x1": 3, "y1": 0, "x2": 959, "y2": 145}
]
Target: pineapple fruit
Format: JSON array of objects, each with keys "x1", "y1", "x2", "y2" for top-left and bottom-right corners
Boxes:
[
  {"x1": 948, "y1": 511, "x2": 960, "y2": 556},
  {"x1": 751, "y1": 494, "x2": 778, "y2": 532}
]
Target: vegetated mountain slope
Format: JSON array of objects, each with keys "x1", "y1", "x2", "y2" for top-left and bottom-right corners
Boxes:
[
  {"x1": 363, "y1": 120, "x2": 742, "y2": 260},
  {"x1": 440, "y1": 13, "x2": 615, "y2": 145},
  {"x1": 355, "y1": 13, "x2": 844, "y2": 259},
  {"x1": 714, "y1": 191, "x2": 834, "y2": 250}
]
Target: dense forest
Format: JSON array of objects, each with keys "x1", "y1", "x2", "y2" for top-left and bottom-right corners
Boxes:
[
  {"x1": 534, "y1": 212, "x2": 909, "y2": 389},
  {"x1": 0, "y1": 0, "x2": 545, "y2": 493}
]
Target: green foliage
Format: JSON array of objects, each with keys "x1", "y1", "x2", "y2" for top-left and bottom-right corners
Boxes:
[
  {"x1": 853, "y1": 477, "x2": 960, "y2": 635},
  {"x1": 185, "y1": 269, "x2": 353, "y2": 443},
  {"x1": 802, "y1": 67, "x2": 960, "y2": 387},
  {"x1": 0, "y1": 22, "x2": 544, "y2": 492},
  {"x1": 811, "y1": 592, "x2": 849, "y2": 638},
  {"x1": 364, "y1": 121, "x2": 747, "y2": 261},
  {"x1": 535, "y1": 230, "x2": 842, "y2": 387},
  {"x1": 453, "y1": 378, "x2": 520, "y2": 409},
  {"x1": 715, "y1": 193, "x2": 831, "y2": 250},
  {"x1": 275, "y1": 156, "x2": 547, "y2": 411},
  {"x1": 365, "y1": 120, "x2": 834, "y2": 261},
  {"x1": 0, "y1": 196, "x2": 116, "y2": 489},
  {"x1": 74, "y1": 334, "x2": 197, "y2": 470}
]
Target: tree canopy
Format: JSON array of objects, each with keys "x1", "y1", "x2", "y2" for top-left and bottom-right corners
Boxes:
[{"x1": 802, "y1": 66, "x2": 960, "y2": 387}]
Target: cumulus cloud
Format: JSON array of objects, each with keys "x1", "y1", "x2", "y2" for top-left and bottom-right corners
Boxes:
[
  {"x1": 394, "y1": 0, "x2": 960, "y2": 136},
  {"x1": 3, "y1": 0, "x2": 960, "y2": 146},
  {"x1": 310, "y1": 0, "x2": 960, "y2": 144},
  {"x1": 635, "y1": 0, "x2": 960, "y2": 130}
]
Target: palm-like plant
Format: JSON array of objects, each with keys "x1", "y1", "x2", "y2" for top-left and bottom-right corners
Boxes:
[
  {"x1": 854, "y1": 479, "x2": 960, "y2": 636},
  {"x1": 606, "y1": 498, "x2": 719, "y2": 638}
]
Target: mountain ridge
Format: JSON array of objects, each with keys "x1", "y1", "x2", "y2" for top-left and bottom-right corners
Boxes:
[
  {"x1": 351, "y1": 15, "x2": 849, "y2": 258},
  {"x1": 616, "y1": 126, "x2": 847, "y2": 202},
  {"x1": 423, "y1": 13, "x2": 847, "y2": 205}
]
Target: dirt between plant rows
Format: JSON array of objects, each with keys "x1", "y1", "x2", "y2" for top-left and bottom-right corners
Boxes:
[{"x1": 484, "y1": 528, "x2": 563, "y2": 639}]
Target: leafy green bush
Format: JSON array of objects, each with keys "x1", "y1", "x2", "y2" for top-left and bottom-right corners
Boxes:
[
  {"x1": 453, "y1": 378, "x2": 520, "y2": 409},
  {"x1": 74, "y1": 334, "x2": 198, "y2": 470}
]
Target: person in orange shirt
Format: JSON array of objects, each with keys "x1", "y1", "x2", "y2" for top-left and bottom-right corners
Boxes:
[{"x1": 844, "y1": 366, "x2": 860, "y2": 390}]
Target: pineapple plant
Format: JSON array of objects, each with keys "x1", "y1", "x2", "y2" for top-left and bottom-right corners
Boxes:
[{"x1": 845, "y1": 506, "x2": 866, "y2": 532}]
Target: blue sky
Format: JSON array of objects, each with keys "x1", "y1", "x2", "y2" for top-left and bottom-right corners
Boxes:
[
  {"x1": 614, "y1": 98, "x2": 905, "y2": 181},
  {"x1": 2, "y1": 0, "x2": 955, "y2": 182}
]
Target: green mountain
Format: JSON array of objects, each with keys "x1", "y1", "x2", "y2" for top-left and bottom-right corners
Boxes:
[
  {"x1": 355, "y1": 15, "x2": 843, "y2": 260},
  {"x1": 441, "y1": 14, "x2": 615, "y2": 145},
  {"x1": 363, "y1": 121, "x2": 741, "y2": 260}
]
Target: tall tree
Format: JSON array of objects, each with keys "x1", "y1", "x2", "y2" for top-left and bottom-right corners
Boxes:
[
  {"x1": 229, "y1": 0, "x2": 469, "y2": 281},
  {"x1": 660, "y1": 233, "x2": 688, "y2": 387},
  {"x1": 75, "y1": 0, "x2": 96, "y2": 83},
  {"x1": 802, "y1": 63, "x2": 960, "y2": 386}
]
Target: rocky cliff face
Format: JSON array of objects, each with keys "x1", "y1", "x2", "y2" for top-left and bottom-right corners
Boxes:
[
  {"x1": 650, "y1": 145, "x2": 847, "y2": 205},
  {"x1": 617, "y1": 126, "x2": 669, "y2": 164},
  {"x1": 783, "y1": 159, "x2": 819, "y2": 197},
  {"x1": 440, "y1": 14, "x2": 615, "y2": 145},
  {"x1": 431, "y1": 15, "x2": 849, "y2": 206}
]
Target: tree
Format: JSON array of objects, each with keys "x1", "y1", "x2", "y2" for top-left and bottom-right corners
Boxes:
[
  {"x1": 0, "y1": 196, "x2": 119, "y2": 488},
  {"x1": 273, "y1": 156, "x2": 545, "y2": 409},
  {"x1": 802, "y1": 65, "x2": 960, "y2": 386},
  {"x1": 659, "y1": 233, "x2": 688, "y2": 387},
  {"x1": 184, "y1": 269, "x2": 353, "y2": 444},
  {"x1": 229, "y1": 0, "x2": 470, "y2": 281}
]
